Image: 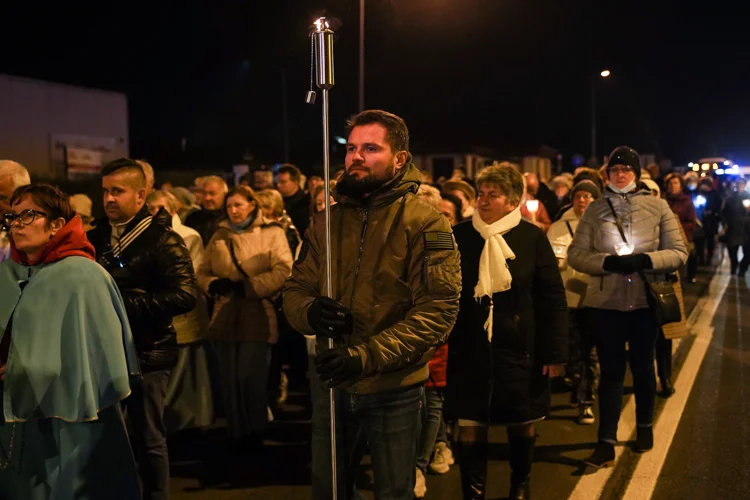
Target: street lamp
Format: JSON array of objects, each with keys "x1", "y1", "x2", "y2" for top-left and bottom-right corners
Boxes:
[{"x1": 591, "y1": 69, "x2": 611, "y2": 163}]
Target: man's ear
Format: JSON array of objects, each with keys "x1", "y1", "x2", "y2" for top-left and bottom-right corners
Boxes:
[{"x1": 395, "y1": 151, "x2": 410, "y2": 170}]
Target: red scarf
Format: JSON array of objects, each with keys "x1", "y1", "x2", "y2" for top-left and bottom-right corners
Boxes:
[{"x1": 10, "y1": 216, "x2": 96, "y2": 266}]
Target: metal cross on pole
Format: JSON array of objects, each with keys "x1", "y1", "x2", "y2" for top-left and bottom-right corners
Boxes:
[{"x1": 306, "y1": 17, "x2": 338, "y2": 499}]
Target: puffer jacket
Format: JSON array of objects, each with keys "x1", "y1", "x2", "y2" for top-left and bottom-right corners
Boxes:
[
  {"x1": 283, "y1": 164, "x2": 462, "y2": 395},
  {"x1": 88, "y1": 206, "x2": 198, "y2": 372},
  {"x1": 547, "y1": 208, "x2": 590, "y2": 308},
  {"x1": 198, "y1": 217, "x2": 293, "y2": 344},
  {"x1": 568, "y1": 186, "x2": 688, "y2": 312}
]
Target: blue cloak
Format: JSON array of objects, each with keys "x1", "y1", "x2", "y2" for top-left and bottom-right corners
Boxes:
[{"x1": 0, "y1": 256, "x2": 140, "y2": 421}]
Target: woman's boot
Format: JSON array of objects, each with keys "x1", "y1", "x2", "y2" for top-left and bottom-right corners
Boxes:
[
  {"x1": 456, "y1": 439, "x2": 488, "y2": 499},
  {"x1": 508, "y1": 435, "x2": 536, "y2": 500}
]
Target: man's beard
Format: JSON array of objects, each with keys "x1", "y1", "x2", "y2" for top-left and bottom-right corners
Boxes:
[{"x1": 336, "y1": 163, "x2": 397, "y2": 199}]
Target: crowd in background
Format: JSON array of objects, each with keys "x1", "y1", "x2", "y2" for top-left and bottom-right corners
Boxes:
[{"x1": 0, "y1": 151, "x2": 748, "y2": 500}]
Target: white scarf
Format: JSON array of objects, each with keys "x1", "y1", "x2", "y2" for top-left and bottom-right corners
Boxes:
[{"x1": 472, "y1": 206, "x2": 522, "y2": 341}]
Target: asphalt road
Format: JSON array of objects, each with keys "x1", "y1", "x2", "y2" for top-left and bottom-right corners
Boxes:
[{"x1": 169, "y1": 258, "x2": 733, "y2": 500}]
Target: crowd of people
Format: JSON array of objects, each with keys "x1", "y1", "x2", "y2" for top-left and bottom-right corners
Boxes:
[{"x1": 0, "y1": 108, "x2": 748, "y2": 500}]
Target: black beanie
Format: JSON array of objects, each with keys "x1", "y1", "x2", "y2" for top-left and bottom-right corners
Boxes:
[
  {"x1": 606, "y1": 146, "x2": 642, "y2": 179},
  {"x1": 571, "y1": 180, "x2": 602, "y2": 200}
]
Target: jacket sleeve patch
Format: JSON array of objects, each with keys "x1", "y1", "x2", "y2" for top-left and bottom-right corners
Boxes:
[{"x1": 424, "y1": 231, "x2": 454, "y2": 251}]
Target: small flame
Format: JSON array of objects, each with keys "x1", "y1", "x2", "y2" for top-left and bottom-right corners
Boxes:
[
  {"x1": 526, "y1": 199, "x2": 539, "y2": 213},
  {"x1": 614, "y1": 242, "x2": 634, "y2": 256}
]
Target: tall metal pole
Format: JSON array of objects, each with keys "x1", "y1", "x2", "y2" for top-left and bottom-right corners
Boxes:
[
  {"x1": 281, "y1": 70, "x2": 290, "y2": 163},
  {"x1": 359, "y1": 0, "x2": 365, "y2": 111},
  {"x1": 591, "y1": 77, "x2": 596, "y2": 163},
  {"x1": 312, "y1": 18, "x2": 338, "y2": 499}
]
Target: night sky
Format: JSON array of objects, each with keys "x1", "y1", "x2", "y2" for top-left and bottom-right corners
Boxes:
[{"x1": 2, "y1": 0, "x2": 747, "y2": 173}]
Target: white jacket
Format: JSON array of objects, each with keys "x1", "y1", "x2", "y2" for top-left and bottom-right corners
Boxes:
[{"x1": 547, "y1": 209, "x2": 590, "y2": 308}]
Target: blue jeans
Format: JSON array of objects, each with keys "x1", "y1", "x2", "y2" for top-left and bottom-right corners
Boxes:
[
  {"x1": 590, "y1": 308, "x2": 658, "y2": 443},
  {"x1": 416, "y1": 387, "x2": 447, "y2": 472},
  {"x1": 311, "y1": 381, "x2": 424, "y2": 500}
]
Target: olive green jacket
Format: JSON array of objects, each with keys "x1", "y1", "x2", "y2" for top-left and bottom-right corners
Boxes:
[{"x1": 282, "y1": 164, "x2": 461, "y2": 394}]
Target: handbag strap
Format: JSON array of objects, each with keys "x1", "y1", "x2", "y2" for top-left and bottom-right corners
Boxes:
[
  {"x1": 565, "y1": 221, "x2": 575, "y2": 238},
  {"x1": 606, "y1": 198, "x2": 628, "y2": 245},
  {"x1": 228, "y1": 240, "x2": 251, "y2": 280}
]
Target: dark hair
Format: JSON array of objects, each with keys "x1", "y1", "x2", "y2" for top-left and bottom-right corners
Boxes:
[
  {"x1": 440, "y1": 192, "x2": 464, "y2": 223},
  {"x1": 663, "y1": 172, "x2": 685, "y2": 188},
  {"x1": 101, "y1": 158, "x2": 147, "y2": 188},
  {"x1": 225, "y1": 185, "x2": 261, "y2": 219},
  {"x1": 345, "y1": 110, "x2": 410, "y2": 154},
  {"x1": 277, "y1": 164, "x2": 302, "y2": 183},
  {"x1": 10, "y1": 183, "x2": 76, "y2": 226}
]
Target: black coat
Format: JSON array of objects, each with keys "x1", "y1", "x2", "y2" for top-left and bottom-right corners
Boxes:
[
  {"x1": 721, "y1": 192, "x2": 750, "y2": 247},
  {"x1": 283, "y1": 189, "x2": 311, "y2": 238},
  {"x1": 444, "y1": 219, "x2": 568, "y2": 424},
  {"x1": 184, "y1": 208, "x2": 225, "y2": 246},
  {"x1": 88, "y1": 207, "x2": 198, "y2": 372}
]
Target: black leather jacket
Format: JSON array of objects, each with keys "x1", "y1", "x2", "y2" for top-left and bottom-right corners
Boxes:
[{"x1": 88, "y1": 206, "x2": 198, "y2": 372}]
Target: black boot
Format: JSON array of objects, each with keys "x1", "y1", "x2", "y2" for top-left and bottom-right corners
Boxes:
[
  {"x1": 660, "y1": 377, "x2": 675, "y2": 398},
  {"x1": 634, "y1": 426, "x2": 653, "y2": 453},
  {"x1": 457, "y1": 440, "x2": 487, "y2": 499},
  {"x1": 508, "y1": 435, "x2": 535, "y2": 500},
  {"x1": 583, "y1": 441, "x2": 615, "y2": 469}
]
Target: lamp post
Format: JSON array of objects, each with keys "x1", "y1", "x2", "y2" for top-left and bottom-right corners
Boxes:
[
  {"x1": 591, "y1": 69, "x2": 611, "y2": 163},
  {"x1": 359, "y1": 0, "x2": 365, "y2": 111}
]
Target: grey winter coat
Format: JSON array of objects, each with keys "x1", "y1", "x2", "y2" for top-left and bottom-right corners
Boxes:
[{"x1": 568, "y1": 186, "x2": 688, "y2": 312}]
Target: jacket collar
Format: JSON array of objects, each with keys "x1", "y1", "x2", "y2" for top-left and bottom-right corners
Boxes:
[
  {"x1": 561, "y1": 207, "x2": 580, "y2": 222},
  {"x1": 94, "y1": 204, "x2": 152, "y2": 239},
  {"x1": 335, "y1": 163, "x2": 421, "y2": 209}
]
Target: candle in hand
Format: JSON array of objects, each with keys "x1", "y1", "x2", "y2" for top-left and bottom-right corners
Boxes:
[
  {"x1": 614, "y1": 242, "x2": 634, "y2": 256},
  {"x1": 526, "y1": 199, "x2": 539, "y2": 214}
]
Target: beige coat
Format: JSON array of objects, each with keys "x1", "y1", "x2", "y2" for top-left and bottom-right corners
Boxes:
[
  {"x1": 198, "y1": 217, "x2": 293, "y2": 343},
  {"x1": 171, "y1": 214, "x2": 210, "y2": 344},
  {"x1": 547, "y1": 208, "x2": 590, "y2": 308}
]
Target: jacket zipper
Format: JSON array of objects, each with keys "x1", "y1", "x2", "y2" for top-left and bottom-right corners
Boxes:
[
  {"x1": 348, "y1": 208, "x2": 369, "y2": 308},
  {"x1": 348, "y1": 209, "x2": 369, "y2": 395}
]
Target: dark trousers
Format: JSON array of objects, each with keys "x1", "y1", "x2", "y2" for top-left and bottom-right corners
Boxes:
[
  {"x1": 126, "y1": 369, "x2": 171, "y2": 500},
  {"x1": 569, "y1": 308, "x2": 599, "y2": 405},
  {"x1": 311, "y1": 382, "x2": 424, "y2": 500},
  {"x1": 728, "y1": 244, "x2": 750, "y2": 274},
  {"x1": 655, "y1": 329, "x2": 672, "y2": 382},
  {"x1": 694, "y1": 233, "x2": 716, "y2": 265},
  {"x1": 590, "y1": 308, "x2": 658, "y2": 444}
]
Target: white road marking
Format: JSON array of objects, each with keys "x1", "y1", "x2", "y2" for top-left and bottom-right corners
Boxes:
[
  {"x1": 567, "y1": 258, "x2": 730, "y2": 500},
  {"x1": 619, "y1": 257, "x2": 731, "y2": 500}
]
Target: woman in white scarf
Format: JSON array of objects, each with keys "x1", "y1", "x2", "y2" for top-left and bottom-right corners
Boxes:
[{"x1": 444, "y1": 162, "x2": 568, "y2": 500}]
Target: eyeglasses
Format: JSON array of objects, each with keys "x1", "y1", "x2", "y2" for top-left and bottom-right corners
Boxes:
[
  {"x1": 2, "y1": 209, "x2": 48, "y2": 228},
  {"x1": 573, "y1": 193, "x2": 594, "y2": 201},
  {"x1": 609, "y1": 165, "x2": 635, "y2": 174}
]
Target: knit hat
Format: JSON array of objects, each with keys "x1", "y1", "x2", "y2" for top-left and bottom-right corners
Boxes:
[
  {"x1": 69, "y1": 194, "x2": 93, "y2": 219},
  {"x1": 442, "y1": 180, "x2": 476, "y2": 203},
  {"x1": 606, "y1": 146, "x2": 642, "y2": 179},
  {"x1": 573, "y1": 169, "x2": 604, "y2": 191},
  {"x1": 551, "y1": 175, "x2": 572, "y2": 190},
  {"x1": 684, "y1": 171, "x2": 699, "y2": 182},
  {"x1": 171, "y1": 186, "x2": 197, "y2": 208},
  {"x1": 571, "y1": 179, "x2": 602, "y2": 200}
]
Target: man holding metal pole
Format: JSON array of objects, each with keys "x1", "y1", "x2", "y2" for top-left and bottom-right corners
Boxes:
[{"x1": 283, "y1": 109, "x2": 461, "y2": 499}]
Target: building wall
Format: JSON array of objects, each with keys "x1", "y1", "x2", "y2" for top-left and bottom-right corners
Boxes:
[{"x1": 0, "y1": 74, "x2": 129, "y2": 180}]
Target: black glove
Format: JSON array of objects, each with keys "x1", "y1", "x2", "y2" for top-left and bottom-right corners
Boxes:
[
  {"x1": 315, "y1": 347, "x2": 363, "y2": 388},
  {"x1": 307, "y1": 296, "x2": 353, "y2": 339},
  {"x1": 232, "y1": 280, "x2": 246, "y2": 298},
  {"x1": 208, "y1": 278, "x2": 235, "y2": 297},
  {"x1": 603, "y1": 254, "x2": 653, "y2": 275}
]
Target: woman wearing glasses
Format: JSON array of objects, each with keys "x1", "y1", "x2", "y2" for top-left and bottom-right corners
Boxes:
[
  {"x1": 0, "y1": 184, "x2": 141, "y2": 499},
  {"x1": 568, "y1": 147, "x2": 687, "y2": 468}
]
